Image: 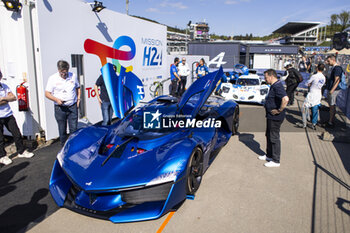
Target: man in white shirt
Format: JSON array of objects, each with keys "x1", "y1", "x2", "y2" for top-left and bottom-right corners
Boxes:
[
  {"x1": 0, "y1": 69, "x2": 34, "y2": 166},
  {"x1": 177, "y1": 57, "x2": 190, "y2": 96},
  {"x1": 45, "y1": 60, "x2": 81, "y2": 145},
  {"x1": 297, "y1": 63, "x2": 326, "y2": 130}
]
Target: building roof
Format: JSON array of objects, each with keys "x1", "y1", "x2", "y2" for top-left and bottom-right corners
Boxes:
[{"x1": 273, "y1": 22, "x2": 320, "y2": 34}]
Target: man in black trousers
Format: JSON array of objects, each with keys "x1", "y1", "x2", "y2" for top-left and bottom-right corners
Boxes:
[
  {"x1": 259, "y1": 69, "x2": 289, "y2": 168},
  {"x1": 0, "y1": 69, "x2": 34, "y2": 165},
  {"x1": 284, "y1": 62, "x2": 302, "y2": 106}
]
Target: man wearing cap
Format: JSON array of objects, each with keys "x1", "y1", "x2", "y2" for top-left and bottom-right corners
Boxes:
[{"x1": 283, "y1": 62, "x2": 302, "y2": 106}]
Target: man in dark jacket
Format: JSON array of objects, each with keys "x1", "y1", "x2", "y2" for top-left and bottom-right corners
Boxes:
[{"x1": 283, "y1": 62, "x2": 302, "y2": 106}]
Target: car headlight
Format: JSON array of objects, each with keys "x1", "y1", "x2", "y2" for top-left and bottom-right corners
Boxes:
[
  {"x1": 260, "y1": 88, "x2": 268, "y2": 95},
  {"x1": 146, "y1": 171, "x2": 180, "y2": 186},
  {"x1": 57, "y1": 148, "x2": 64, "y2": 166}
]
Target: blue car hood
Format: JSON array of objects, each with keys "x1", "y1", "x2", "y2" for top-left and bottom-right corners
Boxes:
[
  {"x1": 59, "y1": 127, "x2": 188, "y2": 192},
  {"x1": 101, "y1": 63, "x2": 144, "y2": 119}
]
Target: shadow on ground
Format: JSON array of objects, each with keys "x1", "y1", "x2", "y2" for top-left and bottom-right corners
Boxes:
[
  {"x1": 238, "y1": 133, "x2": 265, "y2": 156},
  {"x1": 0, "y1": 189, "x2": 49, "y2": 233},
  {"x1": 0, "y1": 142, "x2": 61, "y2": 233}
]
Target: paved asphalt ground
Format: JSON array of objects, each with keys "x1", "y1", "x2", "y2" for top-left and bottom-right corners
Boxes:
[{"x1": 1, "y1": 96, "x2": 349, "y2": 233}]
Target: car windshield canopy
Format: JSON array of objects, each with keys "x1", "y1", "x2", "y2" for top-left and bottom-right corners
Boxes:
[
  {"x1": 114, "y1": 107, "x2": 178, "y2": 140},
  {"x1": 237, "y1": 78, "x2": 259, "y2": 86}
]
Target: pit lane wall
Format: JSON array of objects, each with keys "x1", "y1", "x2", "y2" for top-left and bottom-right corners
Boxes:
[{"x1": 1, "y1": 0, "x2": 168, "y2": 140}]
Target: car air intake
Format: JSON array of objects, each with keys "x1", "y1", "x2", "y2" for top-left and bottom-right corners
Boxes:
[
  {"x1": 222, "y1": 86, "x2": 230, "y2": 93},
  {"x1": 121, "y1": 182, "x2": 173, "y2": 204},
  {"x1": 260, "y1": 88, "x2": 269, "y2": 95},
  {"x1": 248, "y1": 96, "x2": 254, "y2": 100}
]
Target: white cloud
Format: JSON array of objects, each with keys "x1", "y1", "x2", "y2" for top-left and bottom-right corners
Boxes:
[
  {"x1": 159, "y1": 1, "x2": 188, "y2": 9},
  {"x1": 146, "y1": 8, "x2": 160, "y2": 12},
  {"x1": 225, "y1": 0, "x2": 251, "y2": 5},
  {"x1": 225, "y1": 0, "x2": 238, "y2": 4}
]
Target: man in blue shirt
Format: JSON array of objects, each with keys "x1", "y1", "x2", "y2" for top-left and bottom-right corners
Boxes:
[
  {"x1": 170, "y1": 57, "x2": 180, "y2": 97},
  {"x1": 258, "y1": 69, "x2": 289, "y2": 168},
  {"x1": 196, "y1": 58, "x2": 209, "y2": 79}
]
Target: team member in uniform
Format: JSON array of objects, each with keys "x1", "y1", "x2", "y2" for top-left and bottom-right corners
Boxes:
[
  {"x1": 259, "y1": 69, "x2": 289, "y2": 168},
  {"x1": 45, "y1": 60, "x2": 81, "y2": 146},
  {"x1": 0, "y1": 69, "x2": 34, "y2": 165},
  {"x1": 170, "y1": 57, "x2": 180, "y2": 97},
  {"x1": 196, "y1": 58, "x2": 209, "y2": 79}
]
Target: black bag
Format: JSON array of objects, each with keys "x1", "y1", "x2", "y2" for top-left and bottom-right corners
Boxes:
[{"x1": 290, "y1": 68, "x2": 303, "y2": 83}]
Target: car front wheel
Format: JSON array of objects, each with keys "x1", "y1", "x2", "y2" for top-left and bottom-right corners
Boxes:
[
  {"x1": 186, "y1": 147, "x2": 203, "y2": 195},
  {"x1": 232, "y1": 107, "x2": 239, "y2": 135}
]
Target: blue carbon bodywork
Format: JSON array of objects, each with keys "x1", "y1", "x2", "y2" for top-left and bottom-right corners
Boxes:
[
  {"x1": 49, "y1": 67, "x2": 238, "y2": 223},
  {"x1": 101, "y1": 63, "x2": 144, "y2": 119}
]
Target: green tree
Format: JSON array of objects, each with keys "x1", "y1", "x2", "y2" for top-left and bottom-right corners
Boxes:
[
  {"x1": 337, "y1": 10, "x2": 350, "y2": 31},
  {"x1": 330, "y1": 14, "x2": 338, "y2": 25}
]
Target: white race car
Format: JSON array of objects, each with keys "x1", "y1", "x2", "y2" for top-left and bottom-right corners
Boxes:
[{"x1": 219, "y1": 74, "x2": 270, "y2": 104}]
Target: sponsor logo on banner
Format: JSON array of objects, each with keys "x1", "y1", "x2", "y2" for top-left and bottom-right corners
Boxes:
[{"x1": 141, "y1": 38, "x2": 163, "y2": 67}]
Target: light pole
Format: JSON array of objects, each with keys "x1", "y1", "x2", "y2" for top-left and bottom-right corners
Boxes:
[
  {"x1": 186, "y1": 21, "x2": 191, "y2": 54},
  {"x1": 126, "y1": 0, "x2": 129, "y2": 15}
]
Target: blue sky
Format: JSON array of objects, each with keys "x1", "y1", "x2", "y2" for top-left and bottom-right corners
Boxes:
[{"x1": 101, "y1": 0, "x2": 350, "y2": 36}]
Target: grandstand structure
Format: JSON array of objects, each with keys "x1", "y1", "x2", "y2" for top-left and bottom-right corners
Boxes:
[
  {"x1": 167, "y1": 31, "x2": 189, "y2": 55},
  {"x1": 167, "y1": 21, "x2": 211, "y2": 55},
  {"x1": 189, "y1": 22, "x2": 210, "y2": 41},
  {"x1": 273, "y1": 22, "x2": 326, "y2": 46}
]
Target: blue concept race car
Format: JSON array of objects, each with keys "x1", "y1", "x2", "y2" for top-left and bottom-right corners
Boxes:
[{"x1": 49, "y1": 64, "x2": 239, "y2": 223}]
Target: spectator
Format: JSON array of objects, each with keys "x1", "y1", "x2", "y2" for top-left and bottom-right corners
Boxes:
[
  {"x1": 170, "y1": 57, "x2": 180, "y2": 97},
  {"x1": 177, "y1": 57, "x2": 190, "y2": 96},
  {"x1": 298, "y1": 56, "x2": 310, "y2": 73},
  {"x1": 325, "y1": 55, "x2": 342, "y2": 128},
  {"x1": 283, "y1": 62, "x2": 302, "y2": 106},
  {"x1": 259, "y1": 69, "x2": 289, "y2": 168},
  {"x1": 94, "y1": 65, "x2": 116, "y2": 126},
  {"x1": 0, "y1": 69, "x2": 34, "y2": 165},
  {"x1": 196, "y1": 58, "x2": 209, "y2": 79},
  {"x1": 296, "y1": 63, "x2": 326, "y2": 130},
  {"x1": 45, "y1": 60, "x2": 81, "y2": 146}
]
